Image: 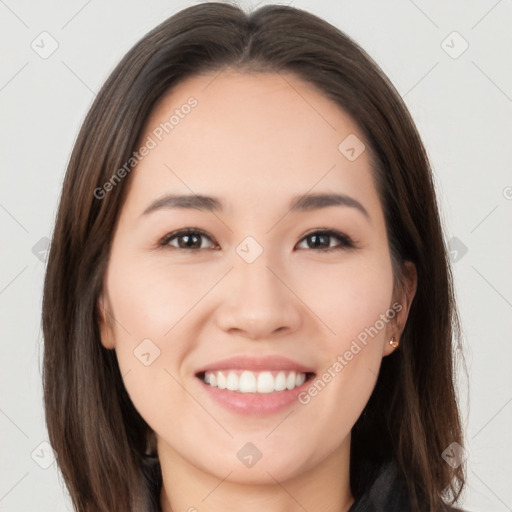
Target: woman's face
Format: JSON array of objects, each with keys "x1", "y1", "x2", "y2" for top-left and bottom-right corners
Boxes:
[{"x1": 99, "y1": 70, "x2": 415, "y2": 485}]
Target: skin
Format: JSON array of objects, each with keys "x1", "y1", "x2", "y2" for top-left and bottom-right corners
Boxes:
[{"x1": 98, "y1": 70, "x2": 417, "y2": 512}]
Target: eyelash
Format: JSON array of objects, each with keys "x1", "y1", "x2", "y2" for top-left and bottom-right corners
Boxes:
[{"x1": 158, "y1": 228, "x2": 355, "y2": 252}]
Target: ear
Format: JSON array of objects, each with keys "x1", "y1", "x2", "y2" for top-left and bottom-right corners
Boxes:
[
  {"x1": 97, "y1": 291, "x2": 116, "y2": 350},
  {"x1": 383, "y1": 260, "x2": 417, "y2": 357}
]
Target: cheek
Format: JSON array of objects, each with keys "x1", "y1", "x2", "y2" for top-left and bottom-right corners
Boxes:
[
  {"x1": 292, "y1": 252, "x2": 394, "y2": 437},
  {"x1": 107, "y1": 251, "x2": 206, "y2": 337},
  {"x1": 294, "y1": 250, "x2": 394, "y2": 344},
  {"x1": 104, "y1": 255, "x2": 200, "y2": 427},
  {"x1": 103, "y1": 253, "x2": 203, "y2": 383}
]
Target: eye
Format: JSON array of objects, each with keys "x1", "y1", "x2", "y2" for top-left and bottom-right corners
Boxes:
[
  {"x1": 158, "y1": 228, "x2": 355, "y2": 252},
  {"x1": 159, "y1": 228, "x2": 218, "y2": 250},
  {"x1": 296, "y1": 229, "x2": 354, "y2": 252}
]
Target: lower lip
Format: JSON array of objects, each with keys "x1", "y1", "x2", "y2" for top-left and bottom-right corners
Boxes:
[{"x1": 197, "y1": 376, "x2": 313, "y2": 416}]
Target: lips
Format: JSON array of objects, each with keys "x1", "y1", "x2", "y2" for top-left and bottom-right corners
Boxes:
[
  {"x1": 194, "y1": 355, "x2": 316, "y2": 415},
  {"x1": 194, "y1": 354, "x2": 316, "y2": 375},
  {"x1": 195, "y1": 355, "x2": 316, "y2": 391}
]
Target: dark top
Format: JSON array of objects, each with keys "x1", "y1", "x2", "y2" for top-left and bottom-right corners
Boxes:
[
  {"x1": 347, "y1": 460, "x2": 466, "y2": 512},
  {"x1": 143, "y1": 456, "x2": 468, "y2": 512}
]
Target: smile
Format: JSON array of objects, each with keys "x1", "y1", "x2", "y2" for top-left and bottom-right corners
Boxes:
[{"x1": 194, "y1": 355, "x2": 316, "y2": 415}]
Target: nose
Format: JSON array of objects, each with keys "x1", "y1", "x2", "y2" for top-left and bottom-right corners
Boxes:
[{"x1": 215, "y1": 252, "x2": 302, "y2": 340}]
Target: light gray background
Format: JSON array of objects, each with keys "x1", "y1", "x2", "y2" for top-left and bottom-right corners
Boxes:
[{"x1": 1, "y1": 1, "x2": 511, "y2": 511}]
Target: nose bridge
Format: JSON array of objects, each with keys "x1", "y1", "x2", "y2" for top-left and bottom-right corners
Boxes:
[
  {"x1": 218, "y1": 237, "x2": 301, "y2": 337},
  {"x1": 233, "y1": 239, "x2": 282, "y2": 308}
]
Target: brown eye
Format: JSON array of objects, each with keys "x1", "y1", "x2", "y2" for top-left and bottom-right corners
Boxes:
[
  {"x1": 296, "y1": 229, "x2": 354, "y2": 251},
  {"x1": 160, "y1": 229, "x2": 217, "y2": 250},
  {"x1": 158, "y1": 228, "x2": 354, "y2": 252}
]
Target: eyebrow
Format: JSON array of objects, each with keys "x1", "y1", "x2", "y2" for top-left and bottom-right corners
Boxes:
[{"x1": 141, "y1": 192, "x2": 370, "y2": 220}]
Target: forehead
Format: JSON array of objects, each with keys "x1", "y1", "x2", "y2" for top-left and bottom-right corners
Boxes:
[{"x1": 125, "y1": 70, "x2": 380, "y2": 217}]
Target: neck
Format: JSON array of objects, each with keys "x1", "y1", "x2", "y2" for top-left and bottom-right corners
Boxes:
[{"x1": 159, "y1": 436, "x2": 354, "y2": 512}]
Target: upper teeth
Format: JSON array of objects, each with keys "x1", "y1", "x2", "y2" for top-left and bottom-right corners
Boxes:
[{"x1": 203, "y1": 370, "x2": 307, "y2": 393}]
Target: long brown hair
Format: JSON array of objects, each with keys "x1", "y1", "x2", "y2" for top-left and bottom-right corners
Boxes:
[{"x1": 42, "y1": 3, "x2": 466, "y2": 511}]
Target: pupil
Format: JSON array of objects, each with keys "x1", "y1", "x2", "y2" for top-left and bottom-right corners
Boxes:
[
  {"x1": 310, "y1": 234, "x2": 328, "y2": 248},
  {"x1": 181, "y1": 234, "x2": 200, "y2": 248}
]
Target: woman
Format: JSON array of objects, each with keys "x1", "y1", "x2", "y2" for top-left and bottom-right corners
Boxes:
[{"x1": 42, "y1": 3, "x2": 467, "y2": 511}]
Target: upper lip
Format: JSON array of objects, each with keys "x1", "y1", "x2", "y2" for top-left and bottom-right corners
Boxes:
[{"x1": 195, "y1": 355, "x2": 316, "y2": 375}]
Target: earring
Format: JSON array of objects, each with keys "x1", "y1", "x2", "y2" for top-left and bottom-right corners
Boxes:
[{"x1": 389, "y1": 336, "x2": 399, "y2": 348}]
